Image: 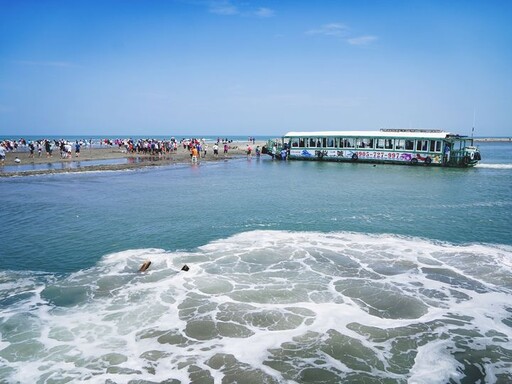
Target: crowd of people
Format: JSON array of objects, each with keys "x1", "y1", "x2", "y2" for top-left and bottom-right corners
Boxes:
[
  {"x1": 1, "y1": 137, "x2": 264, "y2": 164},
  {"x1": 1, "y1": 138, "x2": 89, "y2": 161}
]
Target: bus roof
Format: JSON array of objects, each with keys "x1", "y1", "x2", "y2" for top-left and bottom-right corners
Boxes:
[{"x1": 283, "y1": 130, "x2": 466, "y2": 140}]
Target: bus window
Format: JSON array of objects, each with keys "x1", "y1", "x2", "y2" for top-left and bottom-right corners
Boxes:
[
  {"x1": 429, "y1": 140, "x2": 435, "y2": 152},
  {"x1": 385, "y1": 139, "x2": 393, "y2": 149},
  {"x1": 358, "y1": 138, "x2": 373, "y2": 148},
  {"x1": 327, "y1": 138, "x2": 334, "y2": 147},
  {"x1": 344, "y1": 138, "x2": 355, "y2": 148},
  {"x1": 309, "y1": 138, "x2": 316, "y2": 147},
  {"x1": 435, "y1": 140, "x2": 442, "y2": 152},
  {"x1": 395, "y1": 139, "x2": 405, "y2": 150},
  {"x1": 291, "y1": 138, "x2": 299, "y2": 147},
  {"x1": 416, "y1": 140, "x2": 428, "y2": 151},
  {"x1": 299, "y1": 138, "x2": 305, "y2": 147},
  {"x1": 405, "y1": 140, "x2": 414, "y2": 150},
  {"x1": 376, "y1": 139, "x2": 385, "y2": 149},
  {"x1": 317, "y1": 138, "x2": 322, "y2": 147},
  {"x1": 334, "y1": 137, "x2": 341, "y2": 147}
]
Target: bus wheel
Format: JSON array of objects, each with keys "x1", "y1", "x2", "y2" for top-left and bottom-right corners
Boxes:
[
  {"x1": 351, "y1": 154, "x2": 358, "y2": 161},
  {"x1": 425, "y1": 157, "x2": 432, "y2": 165},
  {"x1": 411, "y1": 158, "x2": 418, "y2": 165}
]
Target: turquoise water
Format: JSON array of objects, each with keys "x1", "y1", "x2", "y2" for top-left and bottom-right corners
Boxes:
[{"x1": 0, "y1": 142, "x2": 511, "y2": 383}]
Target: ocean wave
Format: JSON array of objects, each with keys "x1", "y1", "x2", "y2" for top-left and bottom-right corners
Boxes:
[{"x1": 1, "y1": 230, "x2": 511, "y2": 383}]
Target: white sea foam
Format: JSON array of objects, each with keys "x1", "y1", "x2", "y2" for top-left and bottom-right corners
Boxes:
[
  {"x1": 409, "y1": 340, "x2": 464, "y2": 384},
  {"x1": 475, "y1": 163, "x2": 512, "y2": 169},
  {"x1": 1, "y1": 230, "x2": 511, "y2": 383}
]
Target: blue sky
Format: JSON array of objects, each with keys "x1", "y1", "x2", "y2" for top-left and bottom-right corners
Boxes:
[{"x1": 1, "y1": 0, "x2": 511, "y2": 137}]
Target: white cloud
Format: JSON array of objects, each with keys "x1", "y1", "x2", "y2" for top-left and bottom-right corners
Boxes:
[
  {"x1": 306, "y1": 23, "x2": 378, "y2": 46},
  {"x1": 347, "y1": 35, "x2": 378, "y2": 46},
  {"x1": 209, "y1": 1, "x2": 238, "y2": 15},
  {"x1": 254, "y1": 7, "x2": 275, "y2": 18},
  {"x1": 208, "y1": 1, "x2": 275, "y2": 18},
  {"x1": 306, "y1": 23, "x2": 349, "y2": 37}
]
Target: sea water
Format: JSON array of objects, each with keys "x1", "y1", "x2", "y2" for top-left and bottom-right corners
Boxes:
[{"x1": 0, "y1": 142, "x2": 511, "y2": 383}]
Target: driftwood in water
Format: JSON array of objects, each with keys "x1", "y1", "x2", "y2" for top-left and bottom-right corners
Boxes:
[{"x1": 139, "y1": 260, "x2": 151, "y2": 272}]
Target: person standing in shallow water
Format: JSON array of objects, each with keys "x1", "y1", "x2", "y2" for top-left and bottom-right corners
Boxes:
[
  {"x1": 191, "y1": 146, "x2": 198, "y2": 163},
  {"x1": 0, "y1": 143, "x2": 5, "y2": 163},
  {"x1": 75, "y1": 141, "x2": 81, "y2": 157},
  {"x1": 45, "y1": 140, "x2": 52, "y2": 157},
  {"x1": 28, "y1": 142, "x2": 35, "y2": 158}
]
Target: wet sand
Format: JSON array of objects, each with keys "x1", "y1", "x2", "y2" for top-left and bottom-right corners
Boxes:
[{"x1": 0, "y1": 142, "x2": 266, "y2": 177}]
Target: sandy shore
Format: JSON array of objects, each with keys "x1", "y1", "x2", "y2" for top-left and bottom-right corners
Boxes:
[{"x1": 0, "y1": 142, "x2": 266, "y2": 177}]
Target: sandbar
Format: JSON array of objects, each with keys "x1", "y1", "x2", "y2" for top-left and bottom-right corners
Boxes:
[{"x1": 0, "y1": 142, "x2": 266, "y2": 177}]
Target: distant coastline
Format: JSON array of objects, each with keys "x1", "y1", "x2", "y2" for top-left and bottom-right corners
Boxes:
[
  {"x1": 474, "y1": 137, "x2": 512, "y2": 142},
  {"x1": 2, "y1": 135, "x2": 509, "y2": 143}
]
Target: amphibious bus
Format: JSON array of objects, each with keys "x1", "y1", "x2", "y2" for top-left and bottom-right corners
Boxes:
[{"x1": 263, "y1": 129, "x2": 481, "y2": 167}]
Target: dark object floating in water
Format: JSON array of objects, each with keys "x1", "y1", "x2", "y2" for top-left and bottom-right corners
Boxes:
[
  {"x1": 139, "y1": 261, "x2": 189, "y2": 272},
  {"x1": 139, "y1": 260, "x2": 151, "y2": 272}
]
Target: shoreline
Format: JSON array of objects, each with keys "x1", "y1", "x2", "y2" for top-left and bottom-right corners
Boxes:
[{"x1": 0, "y1": 142, "x2": 266, "y2": 177}]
